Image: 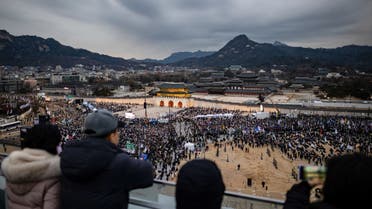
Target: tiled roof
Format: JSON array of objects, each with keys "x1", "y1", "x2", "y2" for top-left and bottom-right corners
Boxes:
[{"x1": 158, "y1": 83, "x2": 187, "y2": 89}]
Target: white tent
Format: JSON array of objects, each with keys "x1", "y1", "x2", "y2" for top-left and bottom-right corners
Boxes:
[
  {"x1": 195, "y1": 113, "x2": 234, "y2": 118},
  {"x1": 158, "y1": 118, "x2": 169, "y2": 123},
  {"x1": 124, "y1": 112, "x2": 136, "y2": 119},
  {"x1": 252, "y1": 112, "x2": 270, "y2": 119},
  {"x1": 184, "y1": 142, "x2": 195, "y2": 152}
]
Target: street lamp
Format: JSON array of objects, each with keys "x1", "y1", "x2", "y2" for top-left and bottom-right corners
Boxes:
[{"x1": 144, "y1": 97, "x2": 147, "y2": 119}]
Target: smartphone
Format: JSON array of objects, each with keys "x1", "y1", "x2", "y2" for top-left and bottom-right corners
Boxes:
[{"x1": 298, "y1": 165, "x2": 326, "y2": 181}]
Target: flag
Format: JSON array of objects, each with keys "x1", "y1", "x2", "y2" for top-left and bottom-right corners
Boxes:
[
  {"x1": 254, "y1": 126, "x2": 261, "y2": 133},
  {"x1": 140, "y1": 153, "x2": 148, "y2": 160},
  {"x1": 125, "y1": 141, "x2": 136, "y2": 154}
]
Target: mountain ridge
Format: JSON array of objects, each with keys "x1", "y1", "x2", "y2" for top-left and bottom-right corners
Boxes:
[
  {"x1": 133, "y1": 50, "x2": 215, "y2": 64},
  {"x1": 0, "y1": 30, "x2": 134, "y2": 68},
  {"x1": 175, "y1": 34, "x2": 372, "y2": 71},
  {"x1": 1, "y1": 30, "x2": 372, "y2": 70}
]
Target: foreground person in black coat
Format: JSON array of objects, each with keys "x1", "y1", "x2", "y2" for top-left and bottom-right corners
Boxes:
[
  {"x1": 60, "y1": 110, "x2": 153, "y2": 209},
  {"x1": 176, "y1": 159, "x2": 225, "y2": 209},
  {"x1": 284, "y1": 153, "x2": 372, "y2": 209}
]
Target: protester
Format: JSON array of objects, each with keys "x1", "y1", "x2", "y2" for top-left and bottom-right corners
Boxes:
[
  {"x1": 60, "y1": 109, "x2": 153, "y2": 209},
  {"x1": 1, "y1": 124, "x2": 62, "y2": 209},
  {"x1": 283, "y1": 153, "x2": 372, "y2": 209},
  {"x1": 176, "y1": 159, "x2": 225, "y2": 209}
]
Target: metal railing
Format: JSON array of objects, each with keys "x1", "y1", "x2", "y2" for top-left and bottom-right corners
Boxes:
[
  {"x1": 0, "y1": 155, "x2": 284, "y2": 209},
  {"x1": 129, "y1": 197, "x2": 163, "y2": 209},
  {"x1": 0, "y1": 176, "x2": 284, "y2": 209},
  {"x1": 129, "y1": 179, "x2": 284, "y2": 209}
]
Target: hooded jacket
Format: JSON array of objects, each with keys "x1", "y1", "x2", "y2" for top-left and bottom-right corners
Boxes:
[
  {"x1": 176, "y1": 159, "x2": 225, "y2": 209},
  {"x1": 60, "y1": 137, "x2": 153, "y2": 209},
  {"x1": 1, "y1": 148, "x2": 61, "y2": 209}
]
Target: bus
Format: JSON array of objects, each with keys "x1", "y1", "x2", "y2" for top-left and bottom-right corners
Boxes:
[{"x1": 0, "y1": 121, "x2": 21, "y2": 133}]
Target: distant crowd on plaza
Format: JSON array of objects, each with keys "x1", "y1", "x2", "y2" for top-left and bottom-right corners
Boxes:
[
  {"x1": 50, "y1": 103, "x2": 372, "y2": 181},
  {"x1": 178, "y1": 107, "x2": 371, "y2": 164}
]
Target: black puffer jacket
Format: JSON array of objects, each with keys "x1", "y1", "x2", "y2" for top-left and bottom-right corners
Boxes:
[{"x1": 60, "y1": 137, "x2": 153, "y2": 209}]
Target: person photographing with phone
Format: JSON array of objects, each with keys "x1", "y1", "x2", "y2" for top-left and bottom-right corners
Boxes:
[{"x1": 284, "y1": 153, "x2": 372, "y2": 209}]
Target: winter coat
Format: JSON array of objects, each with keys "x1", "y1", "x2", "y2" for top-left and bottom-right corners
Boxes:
[
  {"x1": 60, "y1": 137, "x2": 153, "y2": 209},
  {"x1": 1, "y1": 148, "x2": 61, "y2": 209}
]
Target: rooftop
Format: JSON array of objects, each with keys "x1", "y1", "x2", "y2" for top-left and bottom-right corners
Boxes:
[{"x1": 158, "y1": 83, "x2": 187, "y2": 89}]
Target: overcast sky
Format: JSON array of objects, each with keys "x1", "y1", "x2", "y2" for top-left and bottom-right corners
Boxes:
[{"x1": 1, "y1": 0, "x2": 371, "y2": 59}]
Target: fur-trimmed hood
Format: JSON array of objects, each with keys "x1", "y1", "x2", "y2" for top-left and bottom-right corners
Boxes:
[{"x1": 1, "y1": 148, "x2": 61, "y2": 183}]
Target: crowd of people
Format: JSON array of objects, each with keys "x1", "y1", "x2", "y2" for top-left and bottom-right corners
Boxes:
[
  {"x1": 91, "y1": 102, "x2": 133, "y2": 113},
  {"x1": 1, "y1": 100, "x2": 371, "y2": 209},
  {"x1": 0, "y1": 95, "x2": 32, "y2": 116},
  {"x1": 177, "y1": 107, "x2": 371, "y2": 167},
  {"x1": 44, "y1": 102, "x2": 372, "y2": 182},
  {"x1": 49, "y1": 102, "x2": 191, "y2": 182}
]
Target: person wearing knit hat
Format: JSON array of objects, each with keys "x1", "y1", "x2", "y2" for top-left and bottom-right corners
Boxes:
[
  {"x1": 176, "y1": 159, "x2": 225, "y2": 209},
  {"x1": 83, "y1": 109, "x2": 119, "y2": 139}
]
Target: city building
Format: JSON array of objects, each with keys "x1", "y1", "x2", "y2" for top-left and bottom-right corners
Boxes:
[
  {"x1": 292, "y1": 77, "x2": 319, "y2": 87},
  {"x1": 155, "y1": 83, "x2": 192, "y2": 108},
  {"x1": 51, "y1": 73, "x2": 85, "y2": 85},
  {"x1": 237, "y1": 73, "x2": 258, "y2": 84},
  {"x1": 228, "y1": 65, "x2": 244, "y2": 71},
  {"x1": 326, "y1": 72, "x2": 342, "y2": 78},
  {"x1": 193, "y1": 76, "x2": 279, "y2": 96},
  {"x1": 0, "y1": 80, "x2": 23, "y2": 93},
  {"x1": 156, "y1": 83, "x2": 191, "y2": 98}
]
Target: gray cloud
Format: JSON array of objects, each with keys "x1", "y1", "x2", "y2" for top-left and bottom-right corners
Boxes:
[
  {"x1": 0, "y1": 0, "x2": 371, "y2": 59},
  {"x1": 116, "y1": 0, "x2": 162, "y2": 19}
]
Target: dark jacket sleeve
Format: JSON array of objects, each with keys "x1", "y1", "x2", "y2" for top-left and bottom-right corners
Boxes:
[
  {"x1": 124, "y1": 157, "x2": 154, "y2": 190},
  {"x1": 284, "y1": 181, "x2": 312, "y2": 209}
]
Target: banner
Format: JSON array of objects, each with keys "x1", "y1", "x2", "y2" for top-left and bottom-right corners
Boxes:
[
  {"x1": 124, "y1": 141, "x2": 136, "y2": 154},
  {"x1": 140, "y1": 153, "x2": 148, "y2": 160},
  {"x1": 195, "y1": 113, "x2": 234, "y2": 118}
]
